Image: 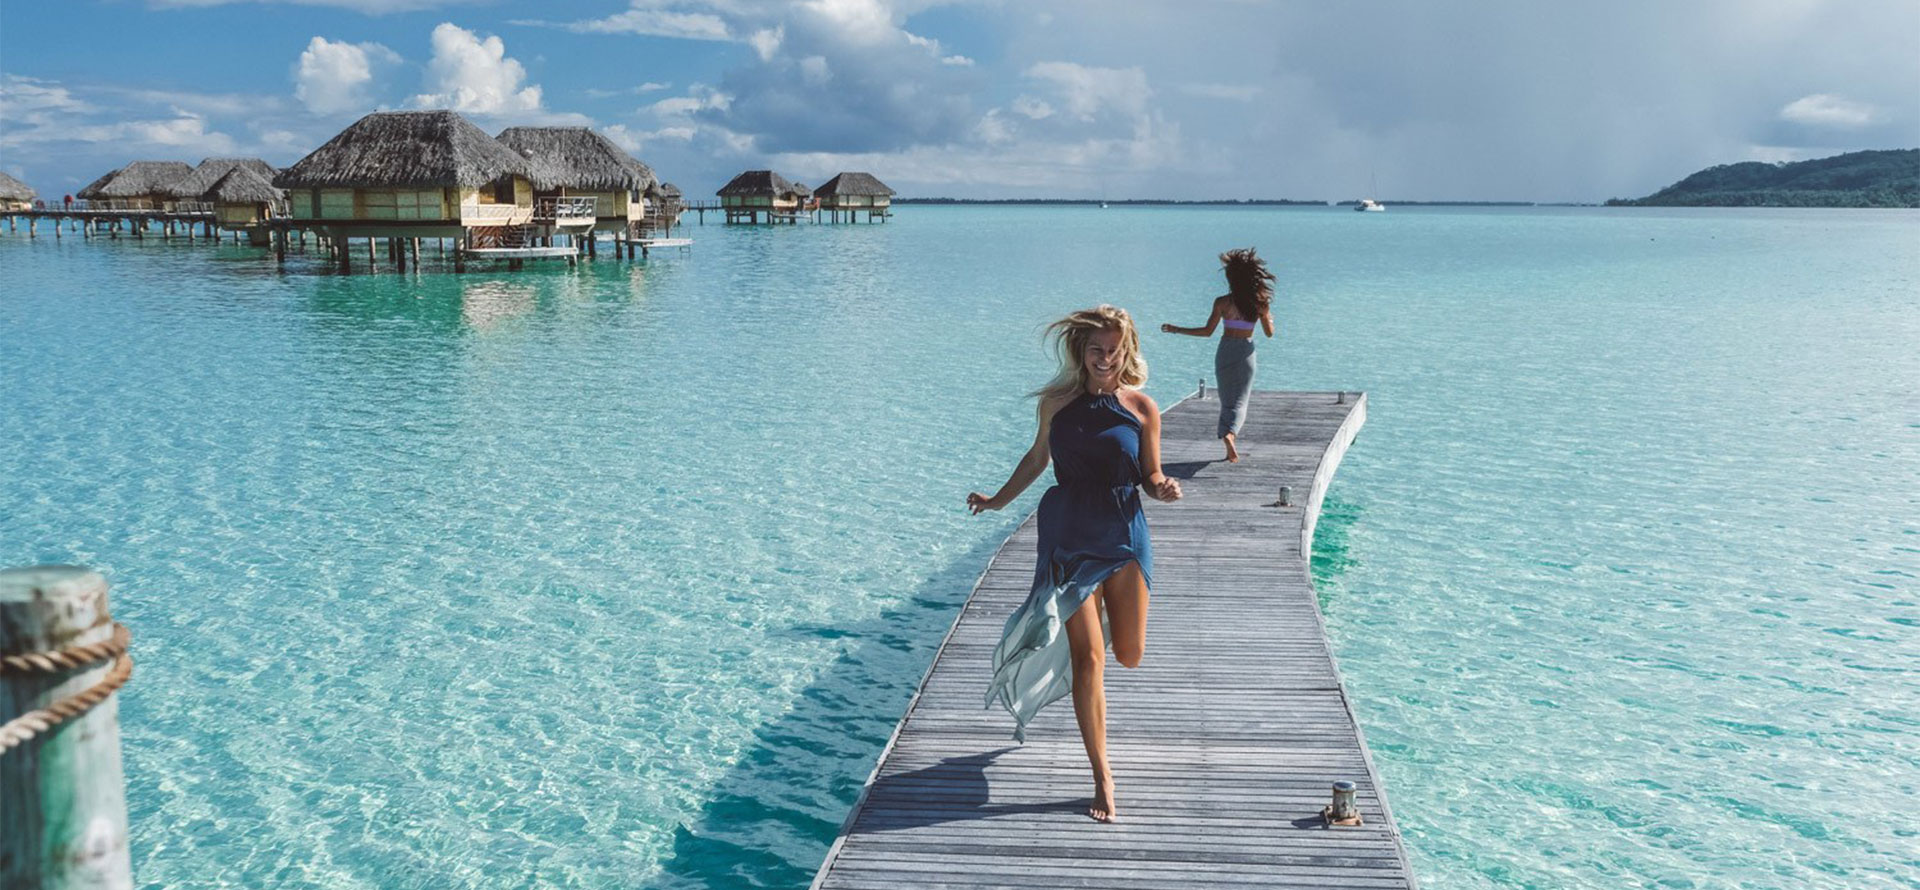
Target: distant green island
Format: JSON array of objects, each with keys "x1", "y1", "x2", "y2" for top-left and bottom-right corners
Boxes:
[{"x1": 1607, "y1": 148, "x2": 1919, "y2": 208}]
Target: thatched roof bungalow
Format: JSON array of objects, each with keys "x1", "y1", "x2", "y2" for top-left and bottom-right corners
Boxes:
[
  {"x1": 648, "y1": 180, "x2": 683, "y2": 206},
  {"x1": 76, "y1": 161, "x2": 193, "y2": 209},
  {"x1": 718, "y1": 170, "x2": 801, "y2": 223},
  {"x1": 205, "y1": 165, "x2": 285, "y2": 233},
  {"x1": 495, "y1": 126, "x2": 657, "y2": 235},
  {"x1": 638, "y1": 180, "x2": 685, "y2": 233},
  {"x1": 168, "y1": 158, "x2": 278, "y2": 201},
  {"x1": 0, "y1": 170, "x2": 34, "y2": 211},
  {"x1": 274, "y1": 110, "x2": 535, "y2": 237},
  {"x1": 814, "y1": 172, "x2": 895, "y2": 222}
]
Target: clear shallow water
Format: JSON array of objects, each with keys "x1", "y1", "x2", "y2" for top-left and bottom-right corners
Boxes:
[{"x1": 1, "y1": 206, "x2": 1915, "y2": 889}]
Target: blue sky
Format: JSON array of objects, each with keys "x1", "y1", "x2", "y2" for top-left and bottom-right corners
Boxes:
[{"x1": 2, "y1": 0, "x2": 1915, "y2": 201}]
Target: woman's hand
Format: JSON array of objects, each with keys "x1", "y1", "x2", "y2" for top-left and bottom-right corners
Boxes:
[
  {"x1": 1159, "y1": 323, "x2": 1176, "y2": 334},
  {"x1": 1145, "y1": 476, "x2": 1182, "y2": 502},
  {"x1": 966, "y1": 492, "x2": 1002, "y2": 514}
]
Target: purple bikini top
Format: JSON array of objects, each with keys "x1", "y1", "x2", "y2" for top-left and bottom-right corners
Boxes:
[{"x1": 1223, "y1": 318, "x2": 1257, "y2": 331}]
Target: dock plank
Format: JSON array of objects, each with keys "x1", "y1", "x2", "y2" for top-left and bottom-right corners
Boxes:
[{"x1": 811, "y1": 391, "x2": 1415, "y2": 889}]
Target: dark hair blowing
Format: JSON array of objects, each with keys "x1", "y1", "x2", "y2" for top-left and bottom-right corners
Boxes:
[{"x1": 1220, "y1": 247, "x2": 1275, "y2": 322}]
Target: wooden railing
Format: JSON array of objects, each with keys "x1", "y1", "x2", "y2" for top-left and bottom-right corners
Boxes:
[
  {"x1": 533, "y1": 196, "x2": 597, "y2": 222},
  {"x1": 459, "y1": 202, "x2": 533, "y2": 226},
  {"x1": 25, "y1": 199, "x2": 217, "y2": 213}
]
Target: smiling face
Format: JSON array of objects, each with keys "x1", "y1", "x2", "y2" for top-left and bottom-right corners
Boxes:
[{"x1": 1082, "y1": 327, "x2": 1127, "y2": 391}]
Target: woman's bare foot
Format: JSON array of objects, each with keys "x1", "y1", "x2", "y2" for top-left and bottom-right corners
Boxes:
[
  {"x1": 1223, "y1": 433, "x2": 1240, "y2": 463},
  {"x1": 1089, "y1": 772, "x2": 1119, "y2": 823}
]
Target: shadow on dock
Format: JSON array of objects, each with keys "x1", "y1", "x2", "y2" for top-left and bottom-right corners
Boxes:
[{"x1": 645, "y1": 530, "x2": 1017, "y2": 889}]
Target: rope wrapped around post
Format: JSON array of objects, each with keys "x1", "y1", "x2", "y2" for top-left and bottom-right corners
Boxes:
[
  {"x1": 0, "y1": 623, "x2": 134, "y2": 754},
  {"x1": 1, "y1": 564, "x2": 137, "y2": 888}
]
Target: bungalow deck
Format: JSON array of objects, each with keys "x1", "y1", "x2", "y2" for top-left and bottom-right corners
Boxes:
[{"x1": 811, "y1": 389, "x2": 1416, "y2": 889}]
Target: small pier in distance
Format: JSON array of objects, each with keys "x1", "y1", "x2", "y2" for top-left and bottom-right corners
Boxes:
[
  {"x1": 4, "y1": 201, "x2": 219, "y2": 240},
  {"x1": 812, "y1": 390, "x2": 1416, "y2": 889}
]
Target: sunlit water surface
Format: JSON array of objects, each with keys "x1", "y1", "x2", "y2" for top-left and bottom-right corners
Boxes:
[{"x1": 2, "y1": 206, "x2": 1915, "y2": 889}]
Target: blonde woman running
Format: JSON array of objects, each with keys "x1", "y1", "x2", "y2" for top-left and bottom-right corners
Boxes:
[
  {"x1": 967, "y1": 305, "x2": 1182, "y2": 823},
  {"x1": 1162, "y1": 248, "x2": 1276, "y2": 462}
]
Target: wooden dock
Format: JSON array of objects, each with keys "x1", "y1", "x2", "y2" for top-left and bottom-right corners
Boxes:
[{"x1": 812, "y1": 389, "x2": 1416, "y2": 889}]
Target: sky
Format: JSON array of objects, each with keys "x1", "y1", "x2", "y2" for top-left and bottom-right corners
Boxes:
[{"x1": 1, "y1": 0, "x2": 1916, "y2": 202}]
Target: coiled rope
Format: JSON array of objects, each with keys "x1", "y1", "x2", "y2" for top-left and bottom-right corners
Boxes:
[{"x1": 0, "y1": 623, "x2": 133, "y2": 754}]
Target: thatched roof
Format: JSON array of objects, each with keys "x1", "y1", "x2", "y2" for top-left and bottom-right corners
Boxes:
[
  {"x1": 275, "y1": 110, "x2": 530, "y2": 190},
  {"x1": 0, "y1": 170, "x2": 33, "y2": 201},
  {"x1": 646, "y1": 180, "x2": 682, "y2": 200},
  {"x1": 169, "y1": 158, "x2": 277, "y2": 198},
  {"x1": 206, "y1": 165, "x2": 283, "y2": 204},
  {"x1": 815, "y1": 172, "x2": 895, "y2": 197},
  {"x1": 76, "y1": 161, "x2": 193, "y2": 199},
  {"x1": 495, "y1": 127, "x2": 656, "y2": 192},
  {"x1": 717, "y1": 170, "x2": 797, "y2": 197}
]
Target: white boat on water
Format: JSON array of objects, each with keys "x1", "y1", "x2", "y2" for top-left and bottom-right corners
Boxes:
[{"x1": 1355, "y1": 198, "x2": 1385, "y2": 212}]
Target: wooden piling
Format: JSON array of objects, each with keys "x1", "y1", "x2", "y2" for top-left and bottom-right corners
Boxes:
[{"x1": 0, "y1": 566, "x2": 134, "y2": 890}]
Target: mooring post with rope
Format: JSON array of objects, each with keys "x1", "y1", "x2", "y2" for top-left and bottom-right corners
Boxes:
[{"x1": 1, "y1": 565, "x2": 135, "y2": 890}]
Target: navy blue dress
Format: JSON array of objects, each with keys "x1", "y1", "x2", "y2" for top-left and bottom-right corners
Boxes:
[{"x1": 986, "y1": 390, "x2": 1154, "y2": 741}]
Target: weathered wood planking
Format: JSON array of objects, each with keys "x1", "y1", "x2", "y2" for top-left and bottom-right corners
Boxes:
[{"x1": 812, "y1": 390, "x2": 1415, "y2": 889}]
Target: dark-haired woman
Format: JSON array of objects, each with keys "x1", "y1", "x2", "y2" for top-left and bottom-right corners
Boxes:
[{"x1": 1161, "y1": 248, "x2": 1275, "y2": 462}]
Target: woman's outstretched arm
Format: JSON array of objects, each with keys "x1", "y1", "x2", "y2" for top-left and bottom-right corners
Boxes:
[
  {"x1": 1261, "y1": 309, "x2": 1276, "y2": 338},
  {"x1": 968, "y1": 397, "x2": 1062, "y2": 514},
  {"x1": 1160, "y1": 298, "x2": 1223, "y2": 337}
]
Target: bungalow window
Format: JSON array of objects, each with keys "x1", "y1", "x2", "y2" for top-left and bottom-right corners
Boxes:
[{"x1": 492, "y1": 177, "x2": 515, "y2": 204}]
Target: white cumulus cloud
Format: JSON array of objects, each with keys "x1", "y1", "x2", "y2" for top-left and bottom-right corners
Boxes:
[
  {"x1": 566, "y1": 9, "x2": 731, "y2": 40},
  {"x1": 410, "y1": 23, "x2": 542, "y2": 114},
  {"x1": 747, "y1": 27, "x2": 784, "y2": 61},
  {"x1": 1778, "y1": 93, "x2": 1875, "y2": 128},
  {"x1": 1023, "y1": 62, "x2": 1149, "y2": 121},
  {"x1": 294, "y1": 36, "x2": 398, "y2": 114},
  {"x1": 1010, "y1": 96, "x2": 1053, "y2": 120}
]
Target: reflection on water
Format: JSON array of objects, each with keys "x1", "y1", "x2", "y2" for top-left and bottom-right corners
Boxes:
[{"x1": 461, "y1": 279, "x2": 539, "y2": 330}]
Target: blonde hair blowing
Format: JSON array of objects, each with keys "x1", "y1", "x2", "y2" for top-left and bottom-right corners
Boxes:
[{"x1": 1031, "y1": 304, "x2": 1148, "y2": 403}]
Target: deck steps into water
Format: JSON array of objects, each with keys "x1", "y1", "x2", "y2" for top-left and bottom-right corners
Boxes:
[{"x1": 812, "y1": 390, "x2": 1415, "y2": 889}]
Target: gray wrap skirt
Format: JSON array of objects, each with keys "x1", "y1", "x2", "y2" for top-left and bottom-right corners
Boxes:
[{"x1": 1215, "y1": 337, "x2": 1256, "y2": 438}]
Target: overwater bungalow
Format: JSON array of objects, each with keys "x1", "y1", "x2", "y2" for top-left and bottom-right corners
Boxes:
[
  {"x1": 814, "y1": 172, "x2": 895, "y2": 223},
  {"x1": 203, "y1": 166, "x2": 284, "y2": 244},
  {"x1": 636, "y1": 180, "x2": 685, "y2": 235},
  {"x1": 76, "y1": 161, "x2": 193, "y2": 210},
  {"x1": 718, "y1": 170, "x2": 802, "y2": 224},
  {"x1": 167, "y1": 158, "x2": 277, "y2": 210},
  {"x1": 640, "y1": 181, "x2": 685, "y2": 233},
  {"x1": 274, "y1": 110, "x2": 536, "y2": 270},
  {"x1": 0, "y1": 170, "x2": 34, "y2": 212},
  {"x1": 494, "y1": 126, "x2": 656, "y2": 246}
]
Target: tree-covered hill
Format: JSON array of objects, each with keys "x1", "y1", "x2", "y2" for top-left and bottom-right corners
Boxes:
[{"x1": 1607, "y1": 149, "x2": 1918, "y2": 207}]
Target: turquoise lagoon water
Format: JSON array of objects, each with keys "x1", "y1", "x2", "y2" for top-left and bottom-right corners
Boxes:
[{"x1": 1, "y1": 206, "x2": 1915, "y2": 889}]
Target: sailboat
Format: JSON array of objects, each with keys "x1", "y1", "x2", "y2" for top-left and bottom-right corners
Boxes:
[{"x1": 1355, "y1": 172, "x2": 1386, "y2": 211}]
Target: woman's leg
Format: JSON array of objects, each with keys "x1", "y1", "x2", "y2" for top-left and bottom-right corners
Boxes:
[
  {"x1": 1067, "y1": 562, "x2": 1150, "y2": 822},
  {"x1": 1064, "y1": 590, "x2": 1111, "y2": 821}
]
